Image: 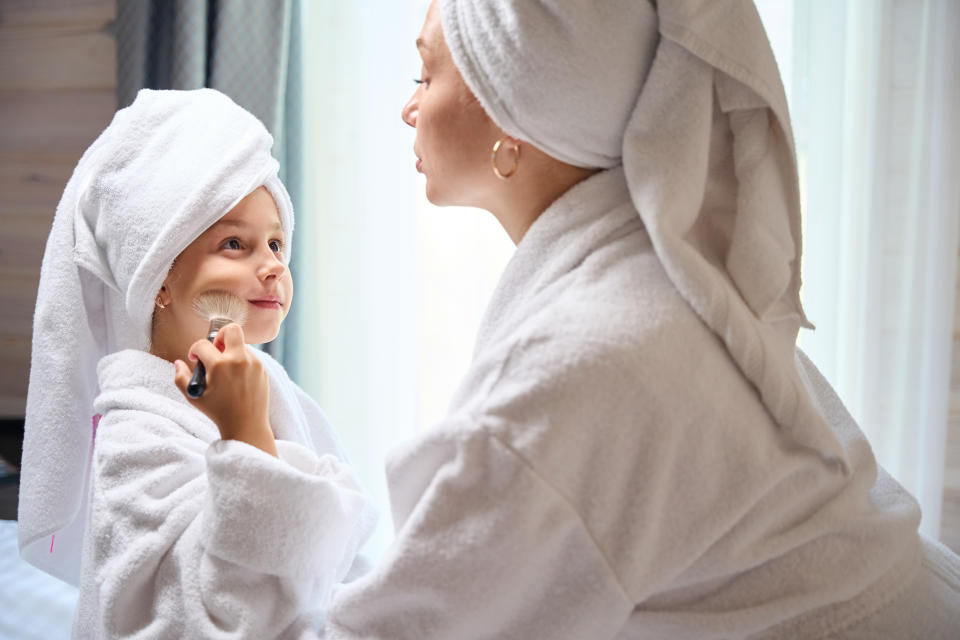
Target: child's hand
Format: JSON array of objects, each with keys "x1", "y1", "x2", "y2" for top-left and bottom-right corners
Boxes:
[{"x1": 174, "y1": 323, "x2": 278, "y2": 457}]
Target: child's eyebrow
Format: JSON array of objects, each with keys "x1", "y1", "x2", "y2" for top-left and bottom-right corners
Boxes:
[{"x1": 213, "y1": 219, "x2": 283, "y2": 232}]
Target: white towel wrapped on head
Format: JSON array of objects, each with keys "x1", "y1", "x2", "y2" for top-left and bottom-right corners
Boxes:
[{"x1": 439, "y1": 0, "x2": 846, "y2": 470}]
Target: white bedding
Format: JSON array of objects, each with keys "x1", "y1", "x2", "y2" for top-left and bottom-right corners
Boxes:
[{"x1": 0, "y1": 519, "x2": 77, "y2": 639}]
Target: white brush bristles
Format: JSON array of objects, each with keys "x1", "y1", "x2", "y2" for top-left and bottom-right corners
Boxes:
[{"x1": 191, "y1": 290, "x2": 248, "y2": 327}]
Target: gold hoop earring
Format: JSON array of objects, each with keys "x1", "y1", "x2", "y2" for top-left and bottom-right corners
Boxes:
[
  {"x1": 491, "y1": 137, "x2": 520, "y2": 180},
  {"x1": 155, "y1": 294, "x2": 166, "y2": 310}
]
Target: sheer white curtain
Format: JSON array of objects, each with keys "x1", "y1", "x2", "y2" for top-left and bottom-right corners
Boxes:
[
  {"x1": 293, "y1": 1, "x2": 511, "y2": 557},
  {"x1": 293, "y1": 0, "x2": 960, "y2": 556},
  {"x1": 757, "y1": 0, "x2": 960, "y2": 539}
]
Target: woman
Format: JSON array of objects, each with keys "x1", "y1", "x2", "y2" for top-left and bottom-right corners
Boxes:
[{"x1": 322, "y1": 0, "x2": 960, "y2": 638}]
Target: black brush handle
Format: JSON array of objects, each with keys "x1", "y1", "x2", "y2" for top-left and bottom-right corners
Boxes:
[
  {"x1": 186, "y1": 332, "x2": 217, "y2": 398},
  {"x1": 186, "y1": 360, "x2": 207, "y2": 398}
]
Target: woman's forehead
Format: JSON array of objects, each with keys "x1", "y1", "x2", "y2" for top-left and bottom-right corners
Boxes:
[{"x1": 417, "y1": 3, "x2": 444, "y2": 58}]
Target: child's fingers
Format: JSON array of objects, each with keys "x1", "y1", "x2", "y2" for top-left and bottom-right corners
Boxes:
[
  {"x1": 189, "y1": 339, "x2": 222, "y2": 366},
  {"x1": 173, "y1": 359, "x2": 195, "y2": 399},
  {"x1": 216, "y1": 323, "x2": 246, "y2": 353}
]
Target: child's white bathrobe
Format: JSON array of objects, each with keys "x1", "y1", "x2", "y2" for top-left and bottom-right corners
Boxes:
[
  {"x1": 17, "y1": 88, "x2": 378, "y2": 638},
  {"x1": 74, "y1": 347, "x2": 375, "y2": 639},
  {"x1": 323, "y1": 168, "x2": 959, "y2": 639}
]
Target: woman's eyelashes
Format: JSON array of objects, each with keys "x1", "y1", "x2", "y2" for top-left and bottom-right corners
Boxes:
[{"x1": 414, "y1": 66, "x2": 430, "y2": 87}]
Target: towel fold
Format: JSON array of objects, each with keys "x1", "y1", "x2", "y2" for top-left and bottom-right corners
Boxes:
[{"x1": 19, "y1": 88, "x2": 295, "y2": 584}]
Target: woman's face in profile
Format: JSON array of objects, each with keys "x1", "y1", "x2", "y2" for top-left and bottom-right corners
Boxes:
[{"x1": 401, "y1": 1, "x2": 501, "y2": 207}]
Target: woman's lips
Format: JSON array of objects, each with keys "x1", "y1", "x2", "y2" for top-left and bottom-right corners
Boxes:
[{"x1": 416, "y1": 157, "x2": 422, "y2": 172}]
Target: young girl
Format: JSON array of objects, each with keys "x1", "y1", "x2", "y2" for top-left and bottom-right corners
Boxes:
[{"x1": 18, "y1": 88, "x2": 375, "y2": 638}]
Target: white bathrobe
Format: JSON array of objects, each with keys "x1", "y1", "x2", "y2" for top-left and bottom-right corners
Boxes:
[
  {"x1": 322, "y1": 168, "x2": 958, "y2": 639},
  {"x1": 72, "y1": 348, "x2": 376, "y2": 639}
]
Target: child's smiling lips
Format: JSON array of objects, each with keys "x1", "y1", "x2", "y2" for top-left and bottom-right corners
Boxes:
[{"x1": 249, "y1": 295, "x2": 282, "y2": 310}]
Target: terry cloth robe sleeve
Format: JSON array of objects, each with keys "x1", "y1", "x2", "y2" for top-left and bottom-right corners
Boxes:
[
  {"x1": 325, "y1": 423, "x2": 633, "y2": 640},
  {"x1": 74, "y1": 350, "x2": 372, "y2": 639}
]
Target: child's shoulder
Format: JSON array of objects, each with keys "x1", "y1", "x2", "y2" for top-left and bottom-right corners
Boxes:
[
  {"x1": 250, "y1": 349, "x2": 350, "y2": 459},
  {"x1": 251, "y1": 347, "x2": 285, "y2": 376},
  {"x1": 97, "y1": 349, "x2": 176, "y2": 394},
  {"x1": 251, "y1": 348, "x2": 301, "y2": 393},
  {"x1": 252, "y1": 347, "x2": 312, "y2": 414},
  {"x1": 94, "y1": 349, "x2": 216, "y2": 439}
]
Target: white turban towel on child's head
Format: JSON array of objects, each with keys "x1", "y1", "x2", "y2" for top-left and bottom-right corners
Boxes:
[
  {"x1": 18, "y1": 88, "x2": 295, "y2": 584},
  {"x1": 440, "y1": 0, "x2": 850, "y2": 469}
]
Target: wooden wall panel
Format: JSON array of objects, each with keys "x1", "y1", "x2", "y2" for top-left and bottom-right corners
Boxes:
[
  {"x1": 0, "y1": 1, "x2": 114, "y2": 28},
  {"x1": 0, "y1": 150, "x2": 77, "y2": 214},
  {"x1": 0, "y1": 90, "x2": 115, "y2": 153},
  {"x1": 0, "y1": 26, "x2": 114, "y2": 91},
  {"x1": 0, "y1": 0, "x2": 115, "y2": 418}
]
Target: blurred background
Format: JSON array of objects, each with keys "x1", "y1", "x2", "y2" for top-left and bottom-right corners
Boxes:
[{"x1": 0, "y1": 0, "x2": 958, "y2": 635}]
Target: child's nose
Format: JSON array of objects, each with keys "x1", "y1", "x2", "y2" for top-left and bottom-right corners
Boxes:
[{"x1": 258, "y1": 254, "x2": 286, "y2": 280}]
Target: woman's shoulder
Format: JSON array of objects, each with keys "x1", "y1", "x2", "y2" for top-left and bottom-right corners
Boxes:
[
  {"x1": 459, "y1": 245, "x2": 774, "y2": 465},
  {"x1": 512, "y1": 270, "x2": 721, "y2": 386}
]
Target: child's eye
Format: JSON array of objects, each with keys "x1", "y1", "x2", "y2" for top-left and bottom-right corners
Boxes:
[
  {"x1": 269, "y1": 239, "x2": 283, "y2": 253},
  {"x1": 221, "y1": 238, "x2": 242, "y2": 251}
]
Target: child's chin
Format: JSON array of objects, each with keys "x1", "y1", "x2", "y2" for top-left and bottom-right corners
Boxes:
[{"x1": 246, "y1": 326, "x2": 280, "y2": 345}]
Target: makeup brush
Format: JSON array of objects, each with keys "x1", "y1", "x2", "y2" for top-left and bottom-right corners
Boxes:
[{"x1": 186, "y1": 290, "x2": 248, "y2": 399}]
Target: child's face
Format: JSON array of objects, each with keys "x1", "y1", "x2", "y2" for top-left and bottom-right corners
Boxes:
[{"x1": 155, "y1": 186, "x2": 293, "y2": 350}]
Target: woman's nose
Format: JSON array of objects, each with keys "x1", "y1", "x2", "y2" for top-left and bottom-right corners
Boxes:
[{"x1": 401, "y1": 93, "x2": 418, "y2": 128}]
